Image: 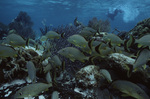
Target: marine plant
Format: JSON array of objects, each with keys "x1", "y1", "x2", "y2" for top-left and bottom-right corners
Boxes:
[
  {"x1": 40, "y1": 25, "x2": 52, "y2": 35},
  {"x1": 9, "y1": 11, "x2": 35, "y2": 39},
  {"x1": 88, "y1": 17, "x2": 111, "y2": 32},
  {"x1": 0, "y1": 22, "x2": 8, "y2": 39},
  {"x1": 51, "y1": 24, "x2": 81, "y2": 54}
]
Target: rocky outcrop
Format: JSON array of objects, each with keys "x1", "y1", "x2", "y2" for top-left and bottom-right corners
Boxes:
[{"x1": 127, "y1": 18, "x2": 150, "y2": 39}]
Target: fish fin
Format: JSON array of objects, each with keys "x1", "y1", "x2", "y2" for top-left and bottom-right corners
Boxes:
[
  {"x1": 32, "y1": 79, "x2": 36, "y2": 83},
  {"x1": 48, "y1": 82, "x2": 53, "y2": 87},
  {"x1": 143, "y1": 64, "x2": 147, "y2": 70},
  {"x1": 70, "y1": 58, "x2": 75, "y2": 62},
  {"x1": 117, "y1": 43, "x2": 121, "y2": 46},
  {"x1": 95, "y1": 44, "x2": 102, "y2": 54},
  {"x1": 68, "y1": 54, "x2": 73, "y2": 57},
  {"x1": 88, "y1": 39, "x2": 94, "y2": 50},
  {"x1": 61, "y1": 32, "x2": 65, "y2": 38},
  {"x1": 28, "y1": 96, "x2": 33, "y2": 99},
  {"x1": 124, "y1": 35, "x2": 135, "y2": 52},
  {"x1": 121, "y1": 93, "x2": 129, "y2": 97},
  {"x1": 62, "y1": 61, "x2": 65, "y2": 71},
  {"x1": 26, "y1": 38, "x2": 30, "y2": 46},
  {"x1": 73, "y1": 40, "x2": 76, "y2": 43},
  {"x1": 80, "y1": 60, "x2": 85, "y2": 63},
  {"x1": 88, "y1": 50, "x2": 92, "y2": 54},
  {"x1": 83, "y1": 45, "x2": 86, "y2": 48},
  {"x1": 10, "y1": 41, "x2": 14, "y2": 44},
  {"x1": 124, "y1": 64, "x2": 133, "y2": 78},
  {"x1": 138, "y1": 44, "x2": 142, "y2": 48},
  {"x1": 89, "y1": 56, "x2": 97, "y2": 65},
  {"x1": 124, "y1": 39, "x2": 129, "y2": 52},
  {"x1": 133, "y1": 67, "x2": 138, "y2": 72},
  {"x1": 108, "y1": 41, "x2": 112, "y2": 48},
  {"x1": 21, "y1": 68, "x2": 28, "y2": 72}
]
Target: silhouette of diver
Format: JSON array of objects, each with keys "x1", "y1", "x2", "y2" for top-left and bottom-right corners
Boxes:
[{"x1": 107, "y1": 9, "x2": 122, "y2": 20}]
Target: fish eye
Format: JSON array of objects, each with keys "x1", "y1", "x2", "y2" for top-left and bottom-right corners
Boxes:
[{"x1": 19, "y1": 92, "x2": 22, "y2": 95}]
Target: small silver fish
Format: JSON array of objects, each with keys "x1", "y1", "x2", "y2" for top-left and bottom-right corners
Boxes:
[
  {"x1": 26, "y1": 61, "x2": 36, "y2": 83},
  {"x1": 100, "y1": 69, "x2": 112, "y2": 83},
  {"x1": 14, "y1": 83, "x2": 52, "y2": 98},
  {"x1": 51, "y1": 91, "x2": 59, "y2": 99}
]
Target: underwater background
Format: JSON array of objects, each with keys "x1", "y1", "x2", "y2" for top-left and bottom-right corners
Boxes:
[
  {"x1": 1, "y1": 0, "x2": 150, "y2": 99},
  {"x1": 0, "y1": 0, "x2": 150, "y2": 34}
]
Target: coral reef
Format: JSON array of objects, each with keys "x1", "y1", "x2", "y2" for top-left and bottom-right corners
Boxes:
[
  {"x1": 1, "y1": 17, "x2": 150, "y2": 99},
  {"x1": 40, "y1": 25, "x2": 52, "y2": 35},
  {"x1": 126, "y1": 18, "x2": 150, "y2": 39},
  {"x1": 0, "y1": 22, "x2": 8, "y2": 39},
  {"x1": 9, "y1": 11, "x2": 35, "y2": 39},
  {"x1": 88, "y1": 17, "x2": 111, "y2": 32}
]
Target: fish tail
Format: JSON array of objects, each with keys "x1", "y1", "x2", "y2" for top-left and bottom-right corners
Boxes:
[
  {"x1": 61, "y1": 32, "x2": 65, "y2": 38},
  {"x1": 88, "y1": 39, "x2": 94, "y2": 50},
  {"x1": 126, "y1": 64, "x2": 133, "y2": 78},
  {"x1": 62, "y1": 61, "x2": 65, "y2": 71},
  {"x1": 26, "y1": 38, "x2": 30, "y2": 46},
  {"x1": 89, "y1": 56, "x2": 97, "y2": 65}
]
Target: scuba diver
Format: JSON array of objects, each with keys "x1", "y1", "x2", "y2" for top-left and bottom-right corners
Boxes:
[{"x1": 107, "y1": 9, "x2": 122, "y2": 20}]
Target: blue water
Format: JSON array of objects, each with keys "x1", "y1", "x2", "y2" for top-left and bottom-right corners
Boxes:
[{"x1": 0, "y1": 0, "x2": 150, "y2": 34}]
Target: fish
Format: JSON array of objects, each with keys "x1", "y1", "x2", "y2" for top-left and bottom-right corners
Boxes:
[
  {"x1": 68, "y1": 34, "x2": 91, "y2": 54},
  {"x1": 74, "y1": 17, "x2": 82, "y2": 27},
  {"x1": 100, "y1": 69, "x2": 112, "y2": 83},
  {"x1": 79, "y1": 27, "x2": 97, "y2": 39},
  {"x1": 94, "y1": 44, "x2": 113, "y2": 57},
  {"x1": 41, "y1": 31, "x2": 64, "y2": 41},
  {"x1": 88, "y1": 39, "x2": 94, "y2": 50},
  {"x1": 26, "y1": 61, "x2": 36, "y2": 83},
  {"x1": 14, "y1": 82, "x2": 52, "y2": 98},
  {"x1": 113, "y1": 46, "x2": 124, "y2": 53},
  {"x1": 83, "y1": 27, "x2": 97, "y2": 32},
  {"x1": 8, "y1": 29, "x2": 17, "y2": 34},
  {"x1": 80, "y1": 46, "x2": 92, "y2": 54},
  {"x1": 4, "y1": 33, "x2": 29, "y2": 47},
  {"x1": 51, "y1": 91, "x2": 59, "y2": 99},
  {"x1": 110, "y1": 80, "x2": 150, "y2": 99},
  {"x1": 40, "y1": 36, "x2": 47, "y2": 41},
  {"x1": 124, "y1": 35, "x2": 135, "y2": 52},
  {"x1": 0, "y1": 45, "x2": 18, "y2": 58},
  {"x1": 136, "y1": 34, "x2": 150, "y2": 48},
  {"x1": 43, "y1": 63, "x2": 52, "y2": 73},
  {"x1": 28, "y1": 39, "x2": 38, "y2": 49},
  {"x1": 45, "y1": 41, "x2": 52, "y2": 49},
  {"x1": 88, "y1": 40, "x2": 106, "y2": 51},
  {"x1": 50, "y1": 55, "x2": 62, "y2": 68},
  {"x1": 42, "y1": 49, "x2": 52, "y2": 61},
  {"x1": 133, "y1": 47, "x2": 150, "y2": 72},
  {"x1": 113, "y1": 46, "x2": 132, "y2": 57},
  {"x1": 103, "y1": 33, "x2": 123, "y2": 46},
  {"x1": 46, "y1": 71, "x2": 52, "y2": 83},
  {"x1": 58, "y1": 47, "x2": 89, "y2": 62},
  {"x1": 67, "y1": 34, "x2": 88, "y2": 48}
]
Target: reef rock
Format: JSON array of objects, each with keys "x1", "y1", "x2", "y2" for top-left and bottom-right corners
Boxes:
[
  {"x1": 108, "y1": 53, "x2": 135, "y2": 66},
  {"x1": 75, "y1": 65, "x2": 104, "y2": 88},
  {"x1": 107, "y1": 53, "x2": 135, "y2": 77},
  {"x1": 127, "y1": 18, "x2": 150, "y2": 38}
]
